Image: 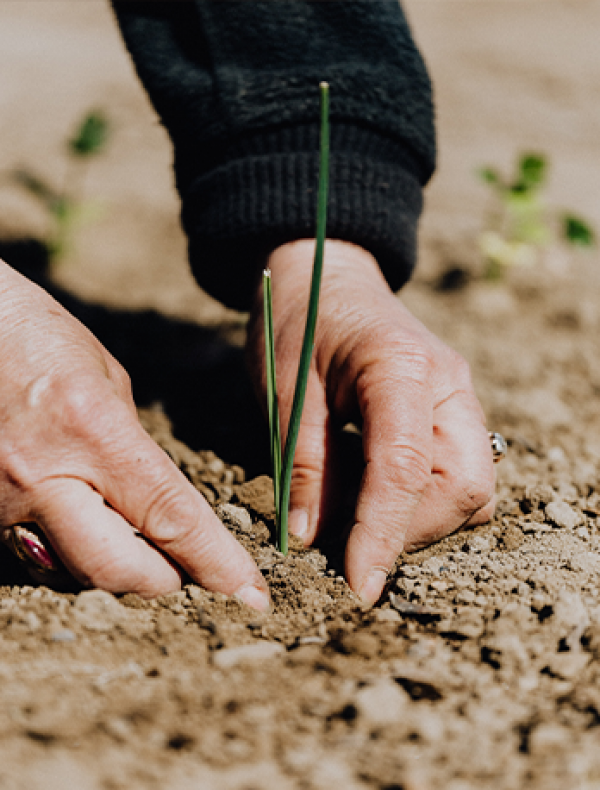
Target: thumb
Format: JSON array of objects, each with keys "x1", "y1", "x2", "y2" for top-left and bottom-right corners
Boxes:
[{"x1": 285, "y1": 372, "x2": 337, "y2": 545}]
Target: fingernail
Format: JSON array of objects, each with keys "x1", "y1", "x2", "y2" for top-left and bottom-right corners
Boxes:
[
  {"x1": 234, "y1": 583, "x2": 271, "y2": 613},
  {"x1": 289, "y1": 509, "x2": 309, "y2": 541},
  {"x1": 358, "y1": 568, "x2": 388, "y2": 606}
]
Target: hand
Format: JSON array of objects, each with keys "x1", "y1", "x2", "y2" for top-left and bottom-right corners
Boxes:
[
  {"x1": 0, "y1": 260, "x2": 270, "y2": 609},
  {"x1": 247, "y1": 240, "x2": 495, "y2": 605}
]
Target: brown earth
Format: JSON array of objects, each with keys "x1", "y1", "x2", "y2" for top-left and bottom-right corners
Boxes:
[{"x1": 1, "y1": 2, "x2": 600, "y2": 789}]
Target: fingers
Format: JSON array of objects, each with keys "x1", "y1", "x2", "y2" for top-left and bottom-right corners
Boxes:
[
  {"x1": 344, "y1": 347, "x2": 435, "y2": 603},
  {"x1": 32, "y1": 478, "x2": 183, "y2": 597},
  {"x1": 85, "y1": 411, "x2": 270, "y2": 607},
  {"x1": 286, "y1": 372, "x2": 339, "y2": 544},
  {"x1": 345, "y1": 354, "x2": 495, "y2": 606},
  {"x1": 23, "y1": 385, "x2": 270, "y2": 607},
  {"x1": 402, "y1": 393, "x2": 496, "y2": 553}
]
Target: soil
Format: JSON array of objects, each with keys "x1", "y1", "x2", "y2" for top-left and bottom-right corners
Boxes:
[{"x1": 1, "y1": 2, "x2": 600, "y2": 789}]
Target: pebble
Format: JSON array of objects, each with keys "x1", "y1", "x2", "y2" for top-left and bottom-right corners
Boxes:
[
  {"x1": 373, "y1": 608, "x2": 401, "y2": 623},
  {"x1": 455, "y1": 589, "x2": 476, "y2": 605},
  {"x1": 212, "y1": 641, "x2": 285, "y2": 669},
  {"x1": 545, "y1": 500, "x2": 583, "y2": 530},
  {"x1": 442, "y1": 614, "x2": 484, "y2": 640},
  {"x1": 429, "y1": 580, "x2": 449, "y2": 593},
  {"x1": 354, "y1": 679, "x2": 408, "y2": 726},
  {"x1": 340, "y1": 631, "x2": 380, "y2": 659},
  {"x1": 553, "y1": 590, "x2": 589, "y2": 632},
  {"x1": 528, "y1": 724, "x2": 572, "y2": 755},
  {"x1": 467, "y1": 536, "x2": 492, "y2": 554},
  {"x1": 545, "y1": 652, "x2": 590, "y2": 681},
  {"x1": 73, "y1": 590, "x2": 125, "y2": 632},
  {"x1": 51, "y1": 629, "x2": 76, "y2": 643},
  {"x1": 216, "y1": 503, "x2": 253, "y2": 533},
  {"x1": 19, "y1": 611, "x2": 41, "y2": 633}
]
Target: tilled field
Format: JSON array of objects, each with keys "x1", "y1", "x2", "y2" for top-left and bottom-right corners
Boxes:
[{"x1": 2, "y1": 265, "x2": 600, "y2": 789}]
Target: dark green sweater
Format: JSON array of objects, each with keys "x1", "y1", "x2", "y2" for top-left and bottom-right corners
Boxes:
[{"x1": 111, "y1": 1, "x2": 435, "y2": 310}]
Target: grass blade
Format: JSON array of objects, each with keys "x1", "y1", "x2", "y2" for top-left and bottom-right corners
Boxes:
[
  {"x1": 263, "y1": 268, "x2": 282, "y2": 535},
  {"x1": 278, "y1": 81, "x2": 330, "y2": 554}
]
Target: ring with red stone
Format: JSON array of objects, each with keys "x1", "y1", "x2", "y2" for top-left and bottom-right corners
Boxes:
[
  {"x1": 0, "y1": 524, "x2": 59, "y2": 574},
  {"x1": 489, "y1": 431, "x2": 507, "y2": 463}
]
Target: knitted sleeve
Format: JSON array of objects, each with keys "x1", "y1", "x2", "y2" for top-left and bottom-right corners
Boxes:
[{"x1": 111, "y1": 1, "x2": 435, "y2": 310}]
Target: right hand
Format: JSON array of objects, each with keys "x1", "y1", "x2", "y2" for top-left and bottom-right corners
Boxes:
[{"x1": 0, "y1": 260, "x2": 270, "y2": 609}]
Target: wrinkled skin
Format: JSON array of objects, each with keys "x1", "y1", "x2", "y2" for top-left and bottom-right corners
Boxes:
[
  {"x1": 247, "y1": 240, "x2": 495, "y2": 604},
  {"x1": 0, "y1": 240, "x2": 494, "y2": 609},
  {"x1": 0, "y1": 259, "x2": 269, "y2": 610}
]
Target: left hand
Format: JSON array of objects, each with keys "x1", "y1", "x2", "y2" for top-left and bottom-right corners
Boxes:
[{"x1": 246, "y1": 239, "x2": 496, "y2": 605}]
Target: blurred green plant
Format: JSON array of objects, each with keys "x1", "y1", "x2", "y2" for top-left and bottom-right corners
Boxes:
[
  {"x1": 478, "y1": 152, "x2": 595, "y2": 280},
  {"x1": 12, "y1": 109, "x2": 110, "y2": 263}
]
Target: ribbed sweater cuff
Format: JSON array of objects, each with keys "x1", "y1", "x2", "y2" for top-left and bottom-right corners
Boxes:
[{"x1": 181, "y1": 124, "x2": 423, "y2": 311}]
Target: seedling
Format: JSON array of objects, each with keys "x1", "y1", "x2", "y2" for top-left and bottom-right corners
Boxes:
[
  {"x1": 263, "y1": 82, "x2": 330, "y2": 554},
  {"x1": 12, "y1": 109, "x2": 110, "y2": 263},
  {"x1": 478, "y1": 152, "x2": 595, "y2": 279}
]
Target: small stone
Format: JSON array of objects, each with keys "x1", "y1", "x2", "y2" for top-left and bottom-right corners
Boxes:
[
  {"x1": 545, "y1": 652, "x2": 590, "y2": 680},
  {"x1": 429, "y1": 580, "x2": 449, "y2": 593},
  {"x1": 103, "y1": 716, "x2": 133, "y2": 743},
  {"x1": 51, "y1": 629, "x2": 76, "y2": 643},
  {"x1": 19, "y1": 611, "x2": 41, "y2": 633},
  {"x1": 373, "y1": 608, "x2": 401, "y2": 623},
  {"x1": 155, "y1": 609, "x2": 186, "y2": 638},
  {"x1": 443, "y1": 613, "x2": 484, "y2": 640},
  {"x1": 206, "y1": 457, "x2": 225, "y2": 475},
  {"x1": 467, "y1": 536, "x2": 491, "y2": 554},
  {"x1": 553, "y1": 590, "x2": 589, "y2": 632},
  {"x1": 530, "y1": 593, "x2": 549, "y2": 613},
  {"x1": 216, "y1": 504, "x2": 253, "y2": 533},
  {"x1": 456, "y1": 589, "x2": 476, "y2": 605},
  {"x1": 529, "y1": 724, "x2": 572, "y2": 755},
  {"x1": 212, "y1": 641, "x2": 285, "y2": 669},
  {"x1": 340, "y1": 631, "x2": 380, "y2": 659},
  {"x1": 522, "y1": 483, "x2": 555, "y2": 512},
  {"x1": 545, "y1": 500, "x2": 583, "y2": 530},
  {"x1": 547, "y1": 446, "x2": 567, "y2": 465},
  {"x1": 73, "y1": 590, "x2": 125, "y2": 632},
  {"x1": 354, "y1": 679, "x2": 408, "y2": 726},
  {"x1": 482, "y1": 632, "x2": 528, "y2": 668}
]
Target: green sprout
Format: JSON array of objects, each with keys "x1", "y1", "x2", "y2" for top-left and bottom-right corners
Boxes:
[
  {"x1": 263, "y1": 82, "x2": 330, "y2": 554},
  {"x1": 12, "y1": 109, "x2": 110, "y2": 263},
  {"x1": 478, "y1": 152, "x2": 595, "y2": 280}
]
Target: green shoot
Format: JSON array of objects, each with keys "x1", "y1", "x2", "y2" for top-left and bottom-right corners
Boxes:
[
  {"x1": 69, "y1": 111, "x2": 109, "y2": 158},
  {"x1": 263, "y1": 82, "x2": 330, "y2": 554},
  {"x1": 11, "y1": 109, "x2": 110, "y2": 264},
  {"x1": 562, "y1": 213, "x2": 595, "y2": 248},
  {"x1": 263, "y1": 268, "x2": 282, "y2": 534},
  {"x1": 478, "y1": 151, "x2": 596, "y2": 278}
]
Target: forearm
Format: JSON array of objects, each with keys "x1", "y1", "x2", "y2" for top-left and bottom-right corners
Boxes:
[{"x1": 111, "y1": 0, "x2": 436, "y2": 309}]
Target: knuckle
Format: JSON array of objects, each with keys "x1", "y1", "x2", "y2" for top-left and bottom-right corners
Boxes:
[
  {"x1": 108, "y1": 362, "x2": 133, "y2": 400},
  {"x1": 391, "y1": 340, "x2": 436, "y2": 386},
  {"x1": 73, "y1": 547, "x2": 137, "y2": 593},
  {"x1": 291, "y1": 462, "x2": 322, "y2": 490},
  {"x1": 382, "y1": 443, "x2": 431, "y2": 498},
  {"x1": 54, "y1": 376, "x2": 109, "y2": 436},
  {"x1": 454, "y1": 468, "x2": 495, "y2": 517},
  {"x1": 141, "y1": 481, "x2": 202, "y2": 548},
  {"x1": 448, "y1": 349, "x2": 472, "y2": 384}
]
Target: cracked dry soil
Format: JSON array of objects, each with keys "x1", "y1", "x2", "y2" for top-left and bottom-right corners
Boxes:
[{"x1": 2, "y1": 263, "x2": 600, "y2": 790}]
